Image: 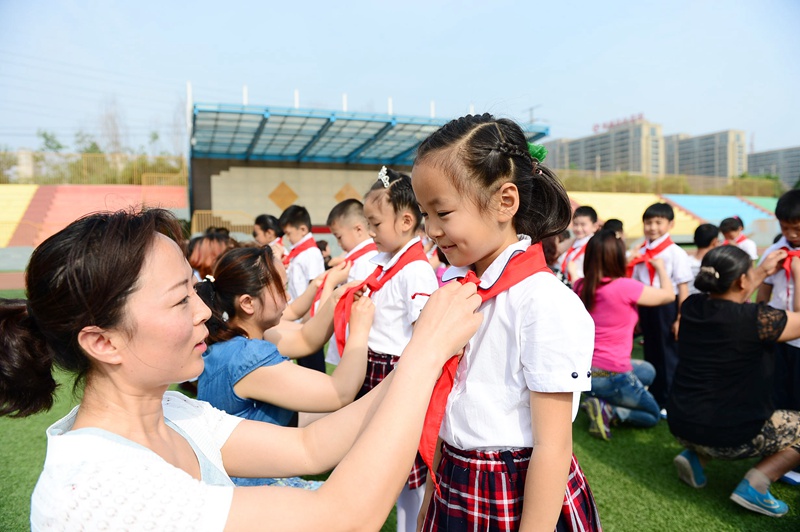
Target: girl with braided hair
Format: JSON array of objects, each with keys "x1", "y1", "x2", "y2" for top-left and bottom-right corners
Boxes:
[{"x1": 412, "y1": 113, "x2": 601, "y2": 531}]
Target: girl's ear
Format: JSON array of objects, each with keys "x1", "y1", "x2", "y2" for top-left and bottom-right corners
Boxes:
[
  {"x1": 496, "y1": 182, "x2": 520, "y2": 223},
  {"x1": 237, "y1": 294, "x2": 256, "y2": 316},
  {"x1": 398, "y1": 210, "x2": 416, "y2": 233}
]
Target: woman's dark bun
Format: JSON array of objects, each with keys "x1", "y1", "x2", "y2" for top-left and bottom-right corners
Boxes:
[{"x1": 694, "y1": 245, "x2": 752, "y2": 294}]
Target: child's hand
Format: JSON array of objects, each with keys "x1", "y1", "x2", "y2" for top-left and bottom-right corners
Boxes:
[
  {"x1": 760, "y1": 249, "x2": 788, "y2": 276},
  {"x1": 348, "y1": 296, "x2": 375, "y2": 334},
  {"x1": 649, "y1": 257, "x2": 665, "y2": 271},
  {"x1": 270, "y1": 242, "x2": 286, "y2": 260},
  {"x1": 410, "y1": 282, "x2": 482, "y2": 365},
  {"x1": 328, "y1": 254, "x2": 346, "y2": 268},
  {"x1": 325, "y1": 261, "x2": 351, "y2": 287}
]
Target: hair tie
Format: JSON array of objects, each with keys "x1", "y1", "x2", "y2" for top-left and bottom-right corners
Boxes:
[
  {"x1": 378, "y1": 166, "x2": 390, "y2": 188},
  {"x1": 700, "y1": 266, "x2": 720, "y2": 279},
  {"x1": 527, "y1": 142, "x2": 548, "y2": 163}
]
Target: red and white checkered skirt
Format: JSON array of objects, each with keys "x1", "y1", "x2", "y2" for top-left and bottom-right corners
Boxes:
[
  {"x1": 421, "y1": 442, "x2": 602, "y2": 532},
  {"x1": 358, "y1": 349, "x2": 428, "y2": 489}
]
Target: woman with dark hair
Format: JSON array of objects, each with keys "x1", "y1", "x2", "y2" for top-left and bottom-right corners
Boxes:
[
  {"x1": 574, "y1": 229, "x2": 676, "y2": 440},
  {"x1": 0, "y1": 208, "x2": 482, "y2": 531},
  {"x1": 669, "y1": 245, "x2": 800, "y2": 517}
]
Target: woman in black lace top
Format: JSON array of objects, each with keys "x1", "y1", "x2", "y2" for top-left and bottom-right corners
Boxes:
[{"x1": 668, "y1": 245, "x2": 800, "y2": 517}]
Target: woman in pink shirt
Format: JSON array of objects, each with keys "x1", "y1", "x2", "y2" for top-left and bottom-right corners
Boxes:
[{"x1": 574, "y1": 229, "x2": 675, "y2": 440}]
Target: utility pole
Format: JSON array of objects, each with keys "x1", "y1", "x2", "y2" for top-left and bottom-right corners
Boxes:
[{"x1": 524, "y1": 105, "x2": 542, "y2": 123}]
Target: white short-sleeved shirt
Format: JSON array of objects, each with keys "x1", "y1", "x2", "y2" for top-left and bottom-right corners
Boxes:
[
  {"x1": 760, "y1": 236, "x2": 800, "y2": 347},
  {"x1": 687, "y1": 254, "x2": 702, "y2": 295},
  {"x1": 735, "y1": 237, "x2": 759, "y2": 261},
  {"x1": 631, "y1": 233, "x2": 694, "y2": 294},
  {"x1": 367, "y1": 237, "x2": 439, "y2": 357},
  {"x1": 286, "y1": 233, "x2": 326, "y2": 302},
  {"x1": 31, "y1": 392, "x2": 243, "y2": 531},
  {"x1": 439, "y1": 236, "x2": 594, "y2": 451},
  {"x1": 326, "y1": 238, "x2": 380, "y2": 365},
  {"x1": 556, "y1": 234, "x2": 591, "y2": 280}
]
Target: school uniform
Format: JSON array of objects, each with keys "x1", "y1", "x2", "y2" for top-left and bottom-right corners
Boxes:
[
  {"x1": 422, "y1": 237, "x2": 599, "y2": 532},
  {"x1": 557, "y1": 234, "x2": 591, "y2": 282},
  {"x1": 325, "y1": 239, "x2": 379, "y2": 366},
  {"x1": 760, "y1": 236, "x2": 800, "y2": 409},
  {"x1": 285, "y1": 233, "x2": 326, "y2": 372},
  {"x1": 631, "y1": 233, "x2": 693, "y2": 408},
  {"x1": 730, "y1": 236, "x2": 759, "y2": 261}
]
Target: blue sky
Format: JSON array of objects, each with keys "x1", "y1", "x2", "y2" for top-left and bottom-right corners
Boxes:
[{"x1": 1, "y1": 0, "x2": 798, "y2": 154}]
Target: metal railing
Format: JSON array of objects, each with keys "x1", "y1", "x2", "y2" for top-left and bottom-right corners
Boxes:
[{"x1": 0, "y1": 152, "x2": 187, "y2": 186}]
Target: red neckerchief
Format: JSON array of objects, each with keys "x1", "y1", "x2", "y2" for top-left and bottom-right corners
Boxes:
[
  {"x1": 334, "y1": 242, "x2": 428, "y2": 354},
  {"x1": 561, "y1": 241, "x2": 588, "y2": 281},
  {"x1": 625, "y1": 236, "x2": 674, "y2": 283},
  {"x1": 310, "y1": 243, "x2": 378, "y2": 318},
  {"x1": 780, "y1": 246, "x2": 800, "y2": 301},
  {"x1": 723, "y1": 234, "x2": 747, "y2": 245},
  {"x1": 282, "y1": 237, "x2": 316, "y2": 267},
  {"x1": 420, "y1": 242, "x2": 551, "y2": 496}
]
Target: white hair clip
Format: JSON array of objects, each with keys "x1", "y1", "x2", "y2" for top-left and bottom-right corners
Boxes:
[
  {"x1": 378, "y1": 166, "x2": 390, "y2": 188},
  {"x1": 221, "y1": 311, "x2": 229, "y2": 322},
  {"x1": 700, "y1": 266, "x2": 719, "y2": 279},
  {"x1": 204, "y1": 275, "x2": 215, "y2": 283}
]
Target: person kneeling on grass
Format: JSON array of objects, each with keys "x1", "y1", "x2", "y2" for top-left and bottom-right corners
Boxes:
[
  {"x1": 574, "y1": 229, "x2": 675, "y2": 440},
  {"x1": 668, "y1": 245, "x2": 800, "y2": 517}
]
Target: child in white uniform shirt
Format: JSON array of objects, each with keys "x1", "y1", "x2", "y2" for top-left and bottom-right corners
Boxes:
[
  {"x1": 757, "y1": 190, "x2": 800, "y2": 410},
  {"x1": 687, "y1": 223, "x2": 720, "y2": 296},
  {"x1": 629, "y1": 203, "x2": 694, "y2": 410},
  {"x1": 340, "y1": 167, "x2": 439, "y2": 532},
  {"x1": 412, "y1": 114, "x2": 599, "y2": 531},
  {"x1": 721, "y1": 216, "x2": 759, "y2": 261},
  {"x1": 558, "y1": 205, "x2": 599, "y2": 282},
  {"x1": 279, "y1": 205, "x2": 327, "y2": 373},
  {"x1": 325, "y1": 199, "x2": 379, "y2": 365}
]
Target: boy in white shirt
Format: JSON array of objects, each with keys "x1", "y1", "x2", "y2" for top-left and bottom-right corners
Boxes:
[
  {"x1": 629, "y1": 202, "x2": 693, "y2": 410},
  {"x1": 687, "y1": 223, "x2": 720, "y2": 296},
  {"x1": 720, "y1": 216, "x2": 758, "y2": 261},
  {"x1": 325, "y1": 199, "x2": 379, "y2": 365},
  {"x1": 278, "y1": 204, "x2": 326, "y2": 373},
  {"x1": 756, "y1": 190, "x2": 800, "y2": 410},
  {"x1": 558, "y1": 205, "x2": 599, "y2": 282}
]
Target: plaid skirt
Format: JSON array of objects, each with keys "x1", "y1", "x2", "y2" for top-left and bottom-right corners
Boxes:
[
  {"x1": 358, "y1": 349, "x2": 428, "y2": 489},
  {"x1": 421, "y1": 443, "x2": 602, "y2": 532}
]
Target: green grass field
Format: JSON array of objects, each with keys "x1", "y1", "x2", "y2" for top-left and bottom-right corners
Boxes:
[{"x1": 1, "y1": 287, "x2": 798, "y2": 530}]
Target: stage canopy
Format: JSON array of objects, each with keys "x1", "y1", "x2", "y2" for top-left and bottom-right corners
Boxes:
[{"x1": 191, "y1": 104, "x2": 550, "y2": 167}]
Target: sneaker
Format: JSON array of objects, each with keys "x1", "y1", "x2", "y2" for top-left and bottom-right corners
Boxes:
[
  {"x1": 730, "y1": 479, "x2": 788, "y2": 517},
  {"x1": 673, "y1": 450, "x2": 706, "y2": 488},
  {"x1": 585, "y1": 397, "x2": 613, "y2": 441}
]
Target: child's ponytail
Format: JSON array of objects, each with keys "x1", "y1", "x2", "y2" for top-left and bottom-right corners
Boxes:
[
  {"x1": 414, "y1": 113, "x2": 571, "y2": 242},
  {"x1": 0, "y1": 300, "x2": 57, "y2": 417}
]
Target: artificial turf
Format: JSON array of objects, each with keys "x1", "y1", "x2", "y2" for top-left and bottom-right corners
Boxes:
[{"x1": 1, "y1": 287, "x2": 798, "y2": 530}]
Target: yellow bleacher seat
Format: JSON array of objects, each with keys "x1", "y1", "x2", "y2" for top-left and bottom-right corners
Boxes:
[
  {"x1": 0, "y1": 184, "x2": 38, "y2": 247},
  {"x1": 568, "y1": 192, "x2": 700, "y2": 240}
]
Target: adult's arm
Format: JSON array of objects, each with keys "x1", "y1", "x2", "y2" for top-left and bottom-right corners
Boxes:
[
  {"x1": 282, "y1": 262, "x2": 350, "y2": 322},
  {"x1": 637, "y1": 258, "x2": 674, "y2": 307},
  {"x1": 777, "y1": 257, "x2": 800, "y2": 342},
  {"x1": 265, "y1": 280, "x2": 361, "y2": 358},
  {"x1": 749, "y1": 249, "x2": 788, "y2": 301},
  {"x1": 235, "y1": 296, "x2": 373, "y2": 412},
  {"x1": 222, "y1": 282, "x2": 483, "y2": 532}
]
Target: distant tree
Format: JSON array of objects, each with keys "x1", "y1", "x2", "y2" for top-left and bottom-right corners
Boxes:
[
  {"x1": 37, "y1": 129, "x2": 65, "y2": 152},
  {"x1": 74, "y1": 130, "x2": 103, "y2": 154},
  {"x1": 0, "y1": 144, "x2": 16, "y2": 183}
]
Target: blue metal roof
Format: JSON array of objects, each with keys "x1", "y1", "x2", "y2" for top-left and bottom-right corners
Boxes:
[{"x1": 190, "y1": 104, "x2": 550, "y2": 166}]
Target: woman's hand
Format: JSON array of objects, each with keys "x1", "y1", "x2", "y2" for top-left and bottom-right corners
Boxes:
[
  {"x1": 348, "y1": 295, "x2": 375, "y2": 335},
  {"x1": 649, "y1": 257, "x2": 665, "y2": 271},
  {"x1": 759, "y1": 249, "x2": 788, "y2": 277},
  {"x1": 332, "y1": 280, "x2": 364, "y2": 304},
  {"x1": 325, "y1": 261, "x2": 352, "y2": 288},
  {"x1": 270, "y1": 242, "x2": 286, "y2": 260},
  {"x1": 409, "y1": 282, "x2": 482, "y2": 366}
]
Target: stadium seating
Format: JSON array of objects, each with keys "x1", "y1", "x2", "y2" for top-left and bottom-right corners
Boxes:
[
  {"x1": 0, "y1": 184, "x2": 38, "y2": 247},
  {"x1": 661, "y1": 194, "x2": 773, "y2": 231},
  {"x1": 568, "y1": 192, "x2": 701, "y2": 239}
]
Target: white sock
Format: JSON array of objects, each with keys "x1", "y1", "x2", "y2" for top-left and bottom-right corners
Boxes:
[{"x1": 744, "y1": 468, "x2": 771, "y2": 494}]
